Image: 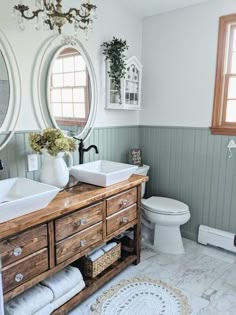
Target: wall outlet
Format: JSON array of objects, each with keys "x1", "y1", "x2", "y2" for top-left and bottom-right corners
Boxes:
[{"x1": 27, "y1": 154, "x2": 38, "y2": 172}]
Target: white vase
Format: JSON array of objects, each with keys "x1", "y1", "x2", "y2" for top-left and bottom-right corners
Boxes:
[{"x1": 40, "y1": 151, "x2": 73, "y2": 189}]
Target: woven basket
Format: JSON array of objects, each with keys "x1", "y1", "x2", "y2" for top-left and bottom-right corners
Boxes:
[{"x1": 83, "y1": 243, "x2": 121, "y2": 278}]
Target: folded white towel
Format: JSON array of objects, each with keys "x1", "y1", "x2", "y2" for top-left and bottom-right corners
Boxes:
[
  {"x1": 34, "y1": 280, "x2": 86, "y2": 315},
  {"x1": 88, "y1": 249, "x2": 104, "y2": 262},
  {"x1": 42, "y1": 266, "x2": 83, "y2": 300},
  {"x1": 87, "y1": 244, "x2": 106, "y2": 257},
  {"x1": 5, "y1": 284, "x2": 53, "y2": 315},
  {"x1": 102, "y1": 242, "x2": 117, "y2": 253}
]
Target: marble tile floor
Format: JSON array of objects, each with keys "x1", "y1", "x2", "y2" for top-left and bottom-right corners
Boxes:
[{"x1": 69, "y1": 238, "x2": 236, "y2": 315}]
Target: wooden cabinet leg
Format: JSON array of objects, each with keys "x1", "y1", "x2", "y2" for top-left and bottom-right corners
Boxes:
[{"x1": 133, "y1": 185, "x2": 141, "y2": 265}]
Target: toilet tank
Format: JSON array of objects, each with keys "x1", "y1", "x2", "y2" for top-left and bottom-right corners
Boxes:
[{"x1": 134, "y1": 165, "x2": 150, "y2": 198}]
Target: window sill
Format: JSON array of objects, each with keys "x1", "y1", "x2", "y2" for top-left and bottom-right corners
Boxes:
[{"x1": 210, "y1": 126, "x2": 236, "y2": 135}]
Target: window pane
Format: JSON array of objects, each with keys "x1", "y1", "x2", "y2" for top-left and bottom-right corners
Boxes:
[
  {"x1": 228, "y1": 77, "x2": 236, "y2": 98},
  {"x1": 74, "y1": 103, "x2": 85, "y2": 118},
  {"x1": 75, "y1": 56, "x2": 86, "y2": 71},
  {"x1": 52, "y1": 74, "x2": 63, "y2": 87},
  {"x1": 52, "y1": 103, "x2": 62, "y2": 117},
  {"x1": 231, "y1": 52, "x2": 236, "y2": 73},
  {"x1": 63, "y1": 56, "x2": 74, "y2": 72},
  {"x1": 226, "y1": 100, "x2": 236, "y2": 122},
  {"x1": 62, "y1": 103, "x2": 73, "y2": 117},
  {"x1": 63, "y1": 73, "x2": 74, "y2": 87},
  {"x1": 53, "y1": 59, "x2": 63, "y2": 74},
  {"x1": 62, "y1": 89, "x2": 73, "y2": 102},
  {"x1": 74, "y1": 103, "x2": 86, "y2": 118},
  {"x1": 73, "y1": 88, "x2": 85, "y2": 102},
  {"x1": 75, "y1": 72, "x2": 86, "y2": 86},
  {"x1": 233, "y1": 28, "x2": 236, "y2": 51},
  {"x1": 51, "y1": 89, "x2": 61, "y2": 102}
]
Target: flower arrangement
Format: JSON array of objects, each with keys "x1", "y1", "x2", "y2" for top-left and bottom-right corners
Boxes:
[
  {"x1": 29, "y1": 128, "x2": 76, "y2": 157},
  {"x1": 101, "y1": 37, "x2": 129, "y2": 103}
]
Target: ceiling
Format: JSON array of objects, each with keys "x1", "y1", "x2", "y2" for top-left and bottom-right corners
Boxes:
[{"x1": 119, "y1": 0, "x2": 210, "y2": 18}]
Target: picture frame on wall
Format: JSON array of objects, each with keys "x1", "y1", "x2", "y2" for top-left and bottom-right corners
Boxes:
[{"x1": 130, "y1": 148, "x2": 143, "y2": 166}]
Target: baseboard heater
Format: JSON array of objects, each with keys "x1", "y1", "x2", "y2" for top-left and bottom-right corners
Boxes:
[{"x1": 198, "y1": 225, "x2": 236, "y2": 254}]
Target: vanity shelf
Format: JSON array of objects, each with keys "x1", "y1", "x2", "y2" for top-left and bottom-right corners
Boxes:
[
  {"x1": 0, "y1": 174, "x2": 148, "y2": 314},
  {"x1": 52, "y1": 254, "x2": 137, "y2": 314}
]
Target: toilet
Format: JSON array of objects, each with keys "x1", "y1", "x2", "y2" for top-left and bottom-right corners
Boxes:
[{"x1": 135, "y1": 165, "x2": 191, "y2": 254}]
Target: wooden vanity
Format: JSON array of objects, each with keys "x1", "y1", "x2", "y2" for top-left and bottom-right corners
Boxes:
[{"x1": 0, "y1": 174, "x2": 147, "y2": 314}]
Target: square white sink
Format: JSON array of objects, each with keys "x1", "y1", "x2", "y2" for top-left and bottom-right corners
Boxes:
[
  {"x1": 0, "y1": 178, "x2": 60, "y2": 223},
  {"x1": 70, "y1": 160, "x2": 138, "y2": 187}
]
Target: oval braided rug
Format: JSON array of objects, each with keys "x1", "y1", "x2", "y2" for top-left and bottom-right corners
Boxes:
[{"x1": 91, "y1": 277, "x2": 191, "y2": 315}]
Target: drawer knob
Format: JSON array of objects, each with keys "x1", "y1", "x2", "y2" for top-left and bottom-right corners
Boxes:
[
  {"x1": 13, "y1": 247, "x2": 22, "y2": 257},
  {"x1": 72, "y1": 219, "x2": 88, "y2": 228},
  {"x1": 121, "y1": 216, "x2": 129, "y2": 224},
  {"x1": 80, "y1": 240, "x2": 87, "y2": 247},
  {"x1": 120, "y1": 199, "x2": 128, "y2": 207},
  {"x1": 80, "y1": 219, "x2": 87, "y2": 225},
  {"x1": 15, "y1": 273, "x2": 24, "y2": 283}
]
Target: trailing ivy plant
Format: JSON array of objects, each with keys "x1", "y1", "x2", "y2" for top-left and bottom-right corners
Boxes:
[{"x1": 102, "y1": 37, "x2": 129, "y2": 103}]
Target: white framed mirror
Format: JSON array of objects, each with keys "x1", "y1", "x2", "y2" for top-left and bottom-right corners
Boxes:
[
  {"x1": 33, "y1": 36, "x2": 97, "y2": 142},
  {"x1": 0, "y1": 30, "x2": 21, "y2": 151}
]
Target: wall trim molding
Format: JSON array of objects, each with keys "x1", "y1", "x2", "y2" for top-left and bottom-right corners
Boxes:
[{"x1": 139, "y1": 125, "x2": 211, "y2": 130}]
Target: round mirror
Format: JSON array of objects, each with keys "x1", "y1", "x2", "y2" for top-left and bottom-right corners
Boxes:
[
  {"x1": 0, "y1": 51, "x2": 10, "y2": 129},
  {"x1": 33, "y1": 37, "x2": 97, "y2": 142},
  {"x1": 47, "y1": 46, "x2": 92, "y2": 137},
  {"x1": 0, "y1": 30, "x2": 21, "y2": 151}
]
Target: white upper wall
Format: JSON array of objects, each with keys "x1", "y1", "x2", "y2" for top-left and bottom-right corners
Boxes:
[
  {"x1": 0, "y1": 0, "x2": 142, "y2": 131},
  {"x1": 120, "y1": 0, "x2": 210, "y2": 18},
  {"x1": 141, "y1": 0, "x2": 236, "y2": 127}
]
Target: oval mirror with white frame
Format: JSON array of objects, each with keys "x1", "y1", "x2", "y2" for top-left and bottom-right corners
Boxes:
[
  {"x1": 0, "y1": 30, "x2": 21, "y2": 151},
  {"x1": 33, "y1": 36, "x2": 97, "y2": 142}
]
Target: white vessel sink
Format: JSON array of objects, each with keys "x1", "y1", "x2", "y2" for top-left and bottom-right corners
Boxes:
[
  {"x1": 0, "y1": 178, "x2": 60, "y2": 223},
  {"x1": 70, "y1": 160, "x2": 138, "y2": 187}
]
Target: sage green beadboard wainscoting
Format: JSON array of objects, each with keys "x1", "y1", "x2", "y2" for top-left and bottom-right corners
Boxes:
[
  {"x1": 0, "y1": 126, "x2": 140, "y2": 181},
  {"x1": 140, "y1": 126, "x2": 236, "y2": 241},
  {"x1": 1, "y1": 125, "x2": 236, "y2": 243}
]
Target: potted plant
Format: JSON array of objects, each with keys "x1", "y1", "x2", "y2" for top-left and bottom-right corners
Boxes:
[
  {"x1": 102, "y1": 37, "x2": 129, "y2": 104},
  {"x1": 29, "y1": 128, "x2": 76, "y2": 188}
]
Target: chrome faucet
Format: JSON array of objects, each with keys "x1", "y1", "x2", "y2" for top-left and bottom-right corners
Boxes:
[
  {"x1": 0, "y1": 160, "x2": 3, "y2": 170},
  {"x1": 76, "y1": 139, "x2": 99, "y2": 164}
]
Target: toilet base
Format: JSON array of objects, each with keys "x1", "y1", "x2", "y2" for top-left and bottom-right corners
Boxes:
[{"x1": 153, "y1": 224, "x2": 185, "y2": 254}]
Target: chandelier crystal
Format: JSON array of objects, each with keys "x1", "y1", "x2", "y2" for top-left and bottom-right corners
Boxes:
[{"x1": 13, "y1": 0, "x2": 97, "y2": 36}]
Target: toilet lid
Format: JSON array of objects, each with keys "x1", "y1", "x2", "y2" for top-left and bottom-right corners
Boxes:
[{"x1": 142, "y1": 197, "x2": 189, "y2": 215}]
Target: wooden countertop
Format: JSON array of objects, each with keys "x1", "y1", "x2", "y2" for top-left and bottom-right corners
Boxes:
[{"x1": 0, "y1": 175, "x2": 148, "y2": 240}]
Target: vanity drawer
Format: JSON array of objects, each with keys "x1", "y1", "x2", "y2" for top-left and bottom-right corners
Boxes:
[
  {"x1": 106, "y1": 204, "x2": 137, "y2": 235},
  {"x1": 0, "y1": 225, "x2": 48, "y2": 267},
  {"x1": 2, "y1": 248, "x2": 49, "y2": 293},
  {"x1": 55, "y1": 202, "x2": 103, "y2": 242},
  {"x1": 56, "y1": 222, "x2": 103, "y2": 264},
  {"x1": 106, "y1": 188, "x2": 137, "y2": 216}
]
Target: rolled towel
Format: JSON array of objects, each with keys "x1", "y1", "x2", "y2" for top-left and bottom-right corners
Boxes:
[
  {"x1": 42, "y1": 266, "x2": 83, "y2": 300},
  {"x1": 34, "y1": 280, "x2": 86, "y2": 315},
  {"x1": 88, "y1": 249, "x2": 104, "y2": 262},
  {"x1": 5, "y1": 284, "x2": 53, "y2": 315},
  {"x1": 102, "y1": 242, "x2": 117, "y2": 253}
]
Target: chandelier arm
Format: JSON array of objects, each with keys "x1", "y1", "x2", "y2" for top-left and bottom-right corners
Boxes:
[
  {"x1": 68, "y1": 8, "x2": 91, "y2": 19},
  {"x1": 14, "y1": 5, "x2": 44, "y2": 20}
]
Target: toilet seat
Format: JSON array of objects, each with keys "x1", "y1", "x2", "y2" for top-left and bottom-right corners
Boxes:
[{"x1": 142, "y1": 197, "x2": 189, "y2": 215}]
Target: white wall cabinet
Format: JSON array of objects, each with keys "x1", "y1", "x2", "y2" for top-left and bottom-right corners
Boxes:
[{"x1": 106, "y1": 56, "x2": 143, "y2": 110}]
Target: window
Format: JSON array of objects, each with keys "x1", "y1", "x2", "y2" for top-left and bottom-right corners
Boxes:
[
  {"x1": 211, "y1": 14, "x2": 236, "y2": 135},
  {"x1": 50, "y1": 47, "x2": 90, "y2": 128}
]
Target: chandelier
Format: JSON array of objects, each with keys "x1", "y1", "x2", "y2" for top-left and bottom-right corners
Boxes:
[{"x1": 13, "y1": 0, "x2": 97, "y2": 36}]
